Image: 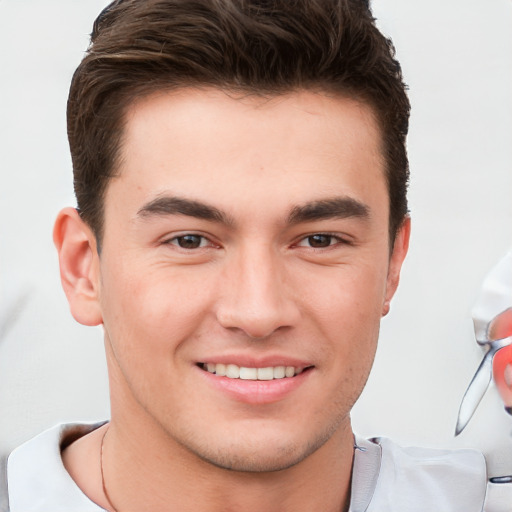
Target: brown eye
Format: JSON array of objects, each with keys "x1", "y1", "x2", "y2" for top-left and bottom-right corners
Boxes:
[
  {"x1": 306, "y1": 234, "x2": 334, "y2": 248},
  {"x1": 172, "y1": 235, "x2": 205, "y2": 249}
]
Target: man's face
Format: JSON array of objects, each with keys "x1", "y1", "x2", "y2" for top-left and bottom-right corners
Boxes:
[{"x1": 94, "y1": 89, "x2": 407, "y2": 471}]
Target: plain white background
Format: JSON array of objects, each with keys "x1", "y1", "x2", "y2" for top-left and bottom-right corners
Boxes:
[{"x1": 1, "y1": 0, "x2": 511, "y2": 476}]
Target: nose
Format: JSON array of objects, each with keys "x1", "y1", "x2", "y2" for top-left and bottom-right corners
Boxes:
[{"x1": 215, "y1": 245, "x2": 300, "y2": 339}]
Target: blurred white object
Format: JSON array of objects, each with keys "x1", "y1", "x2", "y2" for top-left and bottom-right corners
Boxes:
[
  {"x1": 472, "y1": 252, "x2": 512, "y2": 343},
  {"x1": 456, "y1": 251, "x2": 512, "y2": 435}
]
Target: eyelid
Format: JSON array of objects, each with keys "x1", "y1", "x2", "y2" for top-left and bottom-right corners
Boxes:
[
  {"x1": 169, "y1": 235, "x2": 210, "y2": 249},
  {"x1": 293, "y1": 232, "x2": 352, "y2": 248},
  {"x1": 162, "y1": 231, "x2": 220, "y2": 250}
]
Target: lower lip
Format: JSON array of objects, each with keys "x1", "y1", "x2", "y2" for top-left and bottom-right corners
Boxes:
[{"x1": 198, "y1": 367, "x2": 312, "y2": 404}]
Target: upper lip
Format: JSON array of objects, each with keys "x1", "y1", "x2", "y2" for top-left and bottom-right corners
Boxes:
[{"x1": 196, "y1": 354, "x2": 314, "y2": 368}]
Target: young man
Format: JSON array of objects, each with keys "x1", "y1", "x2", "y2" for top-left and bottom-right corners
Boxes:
[{"x1": 5, "y1": 0, "x2": 503, "y2": 511}]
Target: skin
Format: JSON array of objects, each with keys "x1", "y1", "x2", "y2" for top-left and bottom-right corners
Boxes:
[{"x1": 55, "y1": 88, "x2": 410, "y2": 512}]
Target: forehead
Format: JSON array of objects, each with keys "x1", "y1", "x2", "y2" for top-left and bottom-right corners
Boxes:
[
  {"x1": 108, "y1": 88, "x2": 386, "y2": 221},
  {"x1": 122, "y1": 87, "x2": 382, "y2": 158}
]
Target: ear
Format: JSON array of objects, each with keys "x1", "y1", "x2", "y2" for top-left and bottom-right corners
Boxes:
[
  {"x1": 53, "y1": 207, "x2": 103, "y2": 326},
  {"x1": 382, "y1": 216, "x2": 411, "y2": 316}
]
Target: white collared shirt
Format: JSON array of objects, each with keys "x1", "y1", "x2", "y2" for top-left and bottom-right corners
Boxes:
[{"x1": 6, "y1": 423, "x2": 511, "y2": 511}]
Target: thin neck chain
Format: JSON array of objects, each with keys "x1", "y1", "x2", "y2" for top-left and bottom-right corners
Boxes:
[
  {"x1": 100, "y1": 426, "x2": 353, "y2": 512},
  {"x1": 100, "y1": 426, "x2": 119, "y2": 512}
]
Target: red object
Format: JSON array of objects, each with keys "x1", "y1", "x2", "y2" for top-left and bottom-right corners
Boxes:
[{"x1": 490, "y1": 308, "x2": 512, "y2": 408}]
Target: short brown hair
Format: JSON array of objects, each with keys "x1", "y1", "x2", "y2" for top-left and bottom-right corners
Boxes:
[{"x1": 68, "y1": 0, "x2": 410, "y2": 244}]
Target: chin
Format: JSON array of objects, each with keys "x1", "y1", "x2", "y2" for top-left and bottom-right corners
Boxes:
[
  {"x1": 185, "y1": 424, "x2": 339, "y2": 473},
  {"x1": 194, "y1": 444, "x2": 313, "y2": 473}
]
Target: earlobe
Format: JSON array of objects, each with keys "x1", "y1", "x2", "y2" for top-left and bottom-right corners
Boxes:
[
  {"x1": 53, "y1": 207, "x2": 103, "y2": 326},
  {"x1": 382, "y1": 216, "x2": 411, "y2": 316}
]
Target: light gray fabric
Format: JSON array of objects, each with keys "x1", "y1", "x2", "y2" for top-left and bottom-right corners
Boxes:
[
  {"x1": 350, "y1": 436, "x2": 489, "y2": 512},
  {"x1": 484, "y1": 481, "x2": 512, "y2": 512},
  {"x1": 7, "y1": 423, "x2": 511, "y2": 511},
  {"x1": 7, "y1": 423, "x2": 106, "y2": 512},
  {"x1": 349, "y1": 436, "x2": 382, "y2": 511},
  {"x1": 0, "y1": 455, "x2": 8, "y2": 512}
]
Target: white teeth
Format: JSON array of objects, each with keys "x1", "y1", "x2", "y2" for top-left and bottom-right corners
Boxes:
[
  {"x1": 214, "y1": 363, "x2": 226, "y2": 377},
  {"x1": 273, "y1": 366, "x2": 285, "y2": 379},
  {"x1": 240, "y1": 367, "x2": 257, "y2": 380},
  {"x1": 257, "y1": 367, "x2": 274, "y2": 380},
  {"x1": 285, "y1": 366, "x2": 295, "y2": 378},
  {"x1": 203, "y1": 363, "x2": 305, "y2": 380},
  {"x1": 226, "y1": 364, "x2": 240, "y2": 379},
  {"x1": 216, "y1": 363, "x2": 226, "y2": 377}
]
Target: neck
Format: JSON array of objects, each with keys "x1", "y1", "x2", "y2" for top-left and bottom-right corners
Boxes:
[{"x1": 100, "y1": 413, "x2": 354, "y2": 512}]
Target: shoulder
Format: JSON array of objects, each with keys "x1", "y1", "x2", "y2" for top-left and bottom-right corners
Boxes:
[
  {"x1": 350, "y1": 436, "x2": 487, "y2": 512},
  {"x1": 375, "y1": 435, "x2": 486, "y2": 483},
  {"x1": 7, "y1": 422, "x2": 107, "y2": 512}
]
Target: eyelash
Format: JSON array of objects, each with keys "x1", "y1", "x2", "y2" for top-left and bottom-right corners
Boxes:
[
  {"x1": 294, "y1": 233, "x2": 350, "y2": 249},
  {"x1": 164, "y1": 232, "x2": 349, "y2": 251},
  {"x1": 165, "y1": 234, "x2": 216, "y2": 250}
]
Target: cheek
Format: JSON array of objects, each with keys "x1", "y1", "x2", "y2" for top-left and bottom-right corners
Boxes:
[
  {"x1": 298, "y1": 263, "x2": 383, "y2": 370},
  {"x1": 99, "y1": 261, "x2": 215, "y2": 355},
  {"x1": 299, "y1": 261, "x2": 386, "y2": 322}
]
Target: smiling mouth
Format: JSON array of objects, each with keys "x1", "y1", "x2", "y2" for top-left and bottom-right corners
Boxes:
[{"x1": 199, "y1": 363, "x2": 311, "y2": 381}]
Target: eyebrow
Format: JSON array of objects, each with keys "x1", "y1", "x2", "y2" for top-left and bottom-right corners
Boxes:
[
  {"x1": 137, "y1": 196, "x2": 233, "y2": 225},
  {"x1": 136, "y1": 194, "x2": 369, "y2": 227},
  {"x1": 287, "y1": 197, "x2": 370, "y2": 225}
]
